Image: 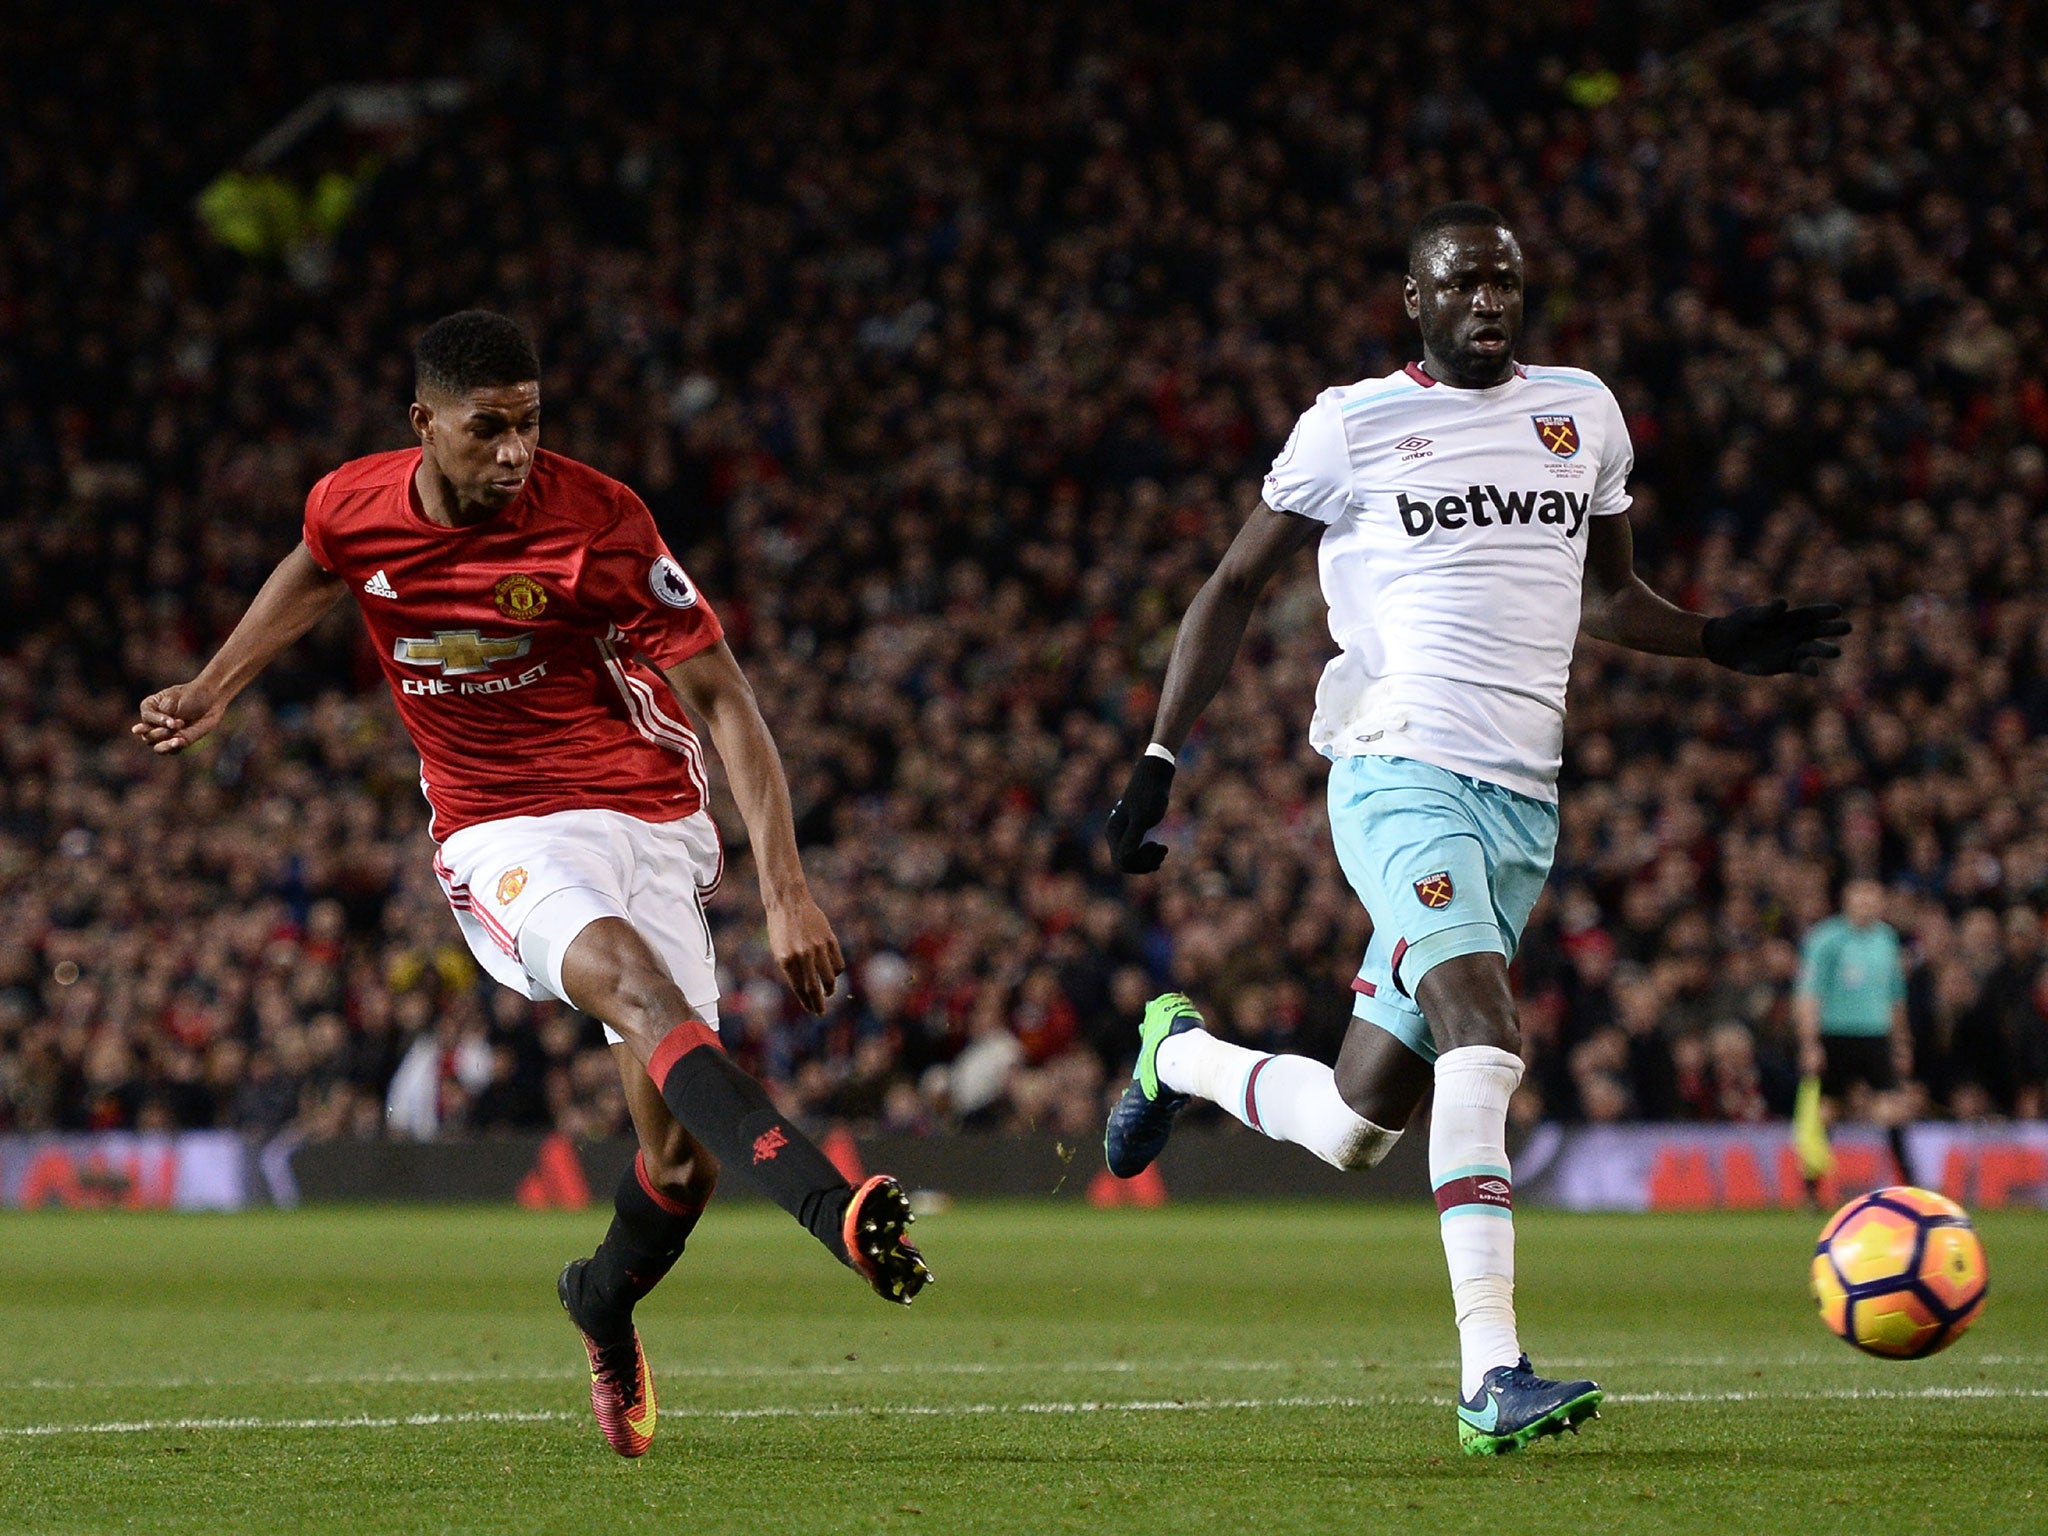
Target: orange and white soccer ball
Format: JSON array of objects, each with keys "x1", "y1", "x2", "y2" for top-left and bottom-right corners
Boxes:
[{"x1": 1812, "y1": 1186, "x2": 1988, "y2": 1359}]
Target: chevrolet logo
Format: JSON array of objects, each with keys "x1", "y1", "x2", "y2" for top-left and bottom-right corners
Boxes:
[{"x1": 392, "y1": 630, "x2": 532, "y2": 676}]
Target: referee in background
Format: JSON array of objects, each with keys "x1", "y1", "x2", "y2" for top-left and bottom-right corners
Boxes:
[{"x1": 1795, "y1": 879, "x2": 1917, "y2": 1185}]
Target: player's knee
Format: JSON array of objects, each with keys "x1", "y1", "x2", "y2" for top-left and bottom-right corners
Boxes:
[
  {"x1": 1422, "y1": 1000, "x2": 1520, "y2": 1056},
  {"x1": 1413, "y1": 955, "x2": 1520, "y2": 1055},
  {"x1": 560, "y1": 919, "x2": 690, "y2": 1048},
  {"x1": 1456, "y1": 1012, "x2": 1521, "y2": 1056},
  {"x1": 604, "y1": 963, "x2": 694, "y2": 1052}
]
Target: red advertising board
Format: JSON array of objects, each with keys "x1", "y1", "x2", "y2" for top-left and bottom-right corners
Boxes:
[
  {"x1": 0, "y1": 1133, "x2": 249, "y2": 1210},
  {"x1": 1517, "y1": 1123, "x2": 2048, "y2": 1211}
]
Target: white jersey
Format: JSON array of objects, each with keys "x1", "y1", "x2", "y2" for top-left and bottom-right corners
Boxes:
[{"x1": 1262, "y1": 362, "x2": 1633, "y2": 802}]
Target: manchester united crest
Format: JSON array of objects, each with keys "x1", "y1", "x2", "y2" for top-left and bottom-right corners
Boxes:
[
  {"x1": 496, "y1": 867, "x2": 529, "y2": 906},
  {"x1": 493, "y1": 572, "x2": 548, "y2": 620},
  {"x1": 1532, "y1": 414, "x2": 1580, "y2": 458},
  {"x1": 1414, "y1": 871, "x2": 1455, "y2": 909}
]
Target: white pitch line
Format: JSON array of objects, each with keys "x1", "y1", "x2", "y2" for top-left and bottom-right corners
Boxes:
[
  {"x1": 5, "y1": 1353, "x2": 2045, "y2": 1392},
  {"x1": 1558, "y1": 1353, "x2": 2048, "y2": 1369},
  {"x1": 1608, "y1": 1387, "x2": 2048, "y2": 1404},
  {"x1": 0, "y1": 1359, "x2": 1324, "y2": 1392},
  {"x1": 1, "y1": 1397, "x2": 1385, "y2": 1437},
  {"x1": 1, "y1": 1410, "x2": 581, "y2": 1438},
  {"x1": 8, "y1": 1386, "x2": 2048, "y2": 1438},
  {"x1": 2, "y1": 1369, "x2": 580, "y2": 1392}
]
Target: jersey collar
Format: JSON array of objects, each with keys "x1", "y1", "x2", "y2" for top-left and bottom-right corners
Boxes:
[{"x1": 1404, "y1": 361, "x2": 1528, "y2": 390}]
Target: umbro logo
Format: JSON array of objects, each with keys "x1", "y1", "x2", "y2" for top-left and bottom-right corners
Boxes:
[
  {"x1": 364, "y1": 570, "x2": 398, "y2": 599},
  {"x1": 1395, "y1": 436, "x2": 1433, "y2": 451}
]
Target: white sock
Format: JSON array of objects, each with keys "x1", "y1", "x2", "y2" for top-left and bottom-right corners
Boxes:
[
  {"x1": 1156, "y1": 1028, "x2": 1399, "y2": 1171},
  {"x1": 1430, "y1": 1044, "x2": 1525, "y2": 1398}
]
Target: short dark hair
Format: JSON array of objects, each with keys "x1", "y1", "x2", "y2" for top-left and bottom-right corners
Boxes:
[
  {"x1": 414, "y1": 310, "x2": 540, "y2": 399},
  {"x1": 1406, "y1": 202, "x2": 1513, "y2": 273}
]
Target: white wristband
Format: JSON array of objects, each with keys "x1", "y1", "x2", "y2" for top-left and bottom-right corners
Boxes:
[{"x1": 1145, "y1": 743, "x2": 1177, "y2": 765}]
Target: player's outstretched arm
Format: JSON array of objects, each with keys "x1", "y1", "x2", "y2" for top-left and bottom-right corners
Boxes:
[
  {"x1": 1580, "y1": 513, "x2": 1848, "y2": 674},
  {"x1": 1104, "y1": 502, "x2": 1324, "y2": 873},
  {"x1": 132, "y1": 541, "x2": 347, "y2": 753},
  {"x1": 664, "y1": 640, "x2": 845, "y2": 1013}
]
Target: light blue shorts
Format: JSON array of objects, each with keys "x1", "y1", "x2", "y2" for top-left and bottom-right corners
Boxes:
[{"x1": 1328, "y1": 755, "x2": 1558, "y2": 1064}]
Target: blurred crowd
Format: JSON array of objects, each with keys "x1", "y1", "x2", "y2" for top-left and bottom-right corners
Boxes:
[{"x1": 5, "y1": 0, "x2": 2048, "y2": 1145}]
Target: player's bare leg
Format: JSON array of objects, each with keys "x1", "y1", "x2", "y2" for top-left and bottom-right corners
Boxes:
[
  {"x1": 1332, "y1": 1018, "x2": 1435, "y2": 1130},
  {"x1": 557, "y1": 917, "x2": 930, "y2": 1303},
  {"x1": 1415, "y1": 952, "x2": 1599, "y2": 1453},
  {"x1": 557, "y1": 1054, "x2": 716, "y2": 1457}
]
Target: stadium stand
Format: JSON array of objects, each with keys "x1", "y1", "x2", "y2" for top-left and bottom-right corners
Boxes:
[{"x1": 3, "y1": 0, "x2": 2047, "y2": 1145}]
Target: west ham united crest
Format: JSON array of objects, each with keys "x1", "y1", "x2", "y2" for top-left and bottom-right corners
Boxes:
[
  {"x1": 1532, "y1": 414, "x2": 1580, "y2": 458},
  {"x1": 1414, "y1": 871, "x2": 1455, "y2": 909}
]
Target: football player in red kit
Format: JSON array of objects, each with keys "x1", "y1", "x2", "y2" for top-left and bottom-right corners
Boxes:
[{"x1": 135, "y1": 310, "x2": 930, "y2": 1458}]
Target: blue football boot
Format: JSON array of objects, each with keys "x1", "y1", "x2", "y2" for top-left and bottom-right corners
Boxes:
[
  {"x1": 1103, "y1": 992, "x2": 1205, "y2": 1177},
  {"x1": 1457, "y1": 1355, "x2": 1603, "y2": 1455}
]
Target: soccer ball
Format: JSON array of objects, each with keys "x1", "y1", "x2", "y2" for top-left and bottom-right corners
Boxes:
[{"x1": 1811, "y1": 1186, "x2": 1987, "y2": 1359}]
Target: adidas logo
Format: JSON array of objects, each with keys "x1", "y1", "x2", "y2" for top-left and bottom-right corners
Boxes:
[{"x1": 363, "y1": 570, "x2": 398, "y2": 599}]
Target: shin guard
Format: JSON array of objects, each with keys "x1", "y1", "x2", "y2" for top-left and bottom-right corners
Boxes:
[{"x1": 649, "y1": 1023, "x2": 852, "y2": 1261}]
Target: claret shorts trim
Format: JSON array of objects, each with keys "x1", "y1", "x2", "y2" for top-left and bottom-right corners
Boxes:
[
  {"x1": 434, "y1": 806, "x2": 724, "y2": 1045},
  {"x1": 1328, "y1": 754, "x2": 1557, "y2": 1065}
]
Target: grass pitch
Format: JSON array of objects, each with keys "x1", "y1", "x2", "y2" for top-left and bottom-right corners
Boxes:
[{"x1": 1, "y1": 1201, "x2": 2042, "y2": 1535}]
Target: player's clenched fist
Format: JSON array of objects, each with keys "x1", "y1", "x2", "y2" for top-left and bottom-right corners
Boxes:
[
  {"x1": 1105, "y1": 752, "x2": 1175, "y2": 873},
  {"x1": 767, "y1": 891, "x2": 846, "y2": 1014},
  {"x1": 132, "y1": 681, "x2": 227, "y2": 754}
]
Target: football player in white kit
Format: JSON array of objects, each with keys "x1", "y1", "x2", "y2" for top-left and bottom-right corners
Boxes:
[{"x1": 1100, "y1": 203, "x2": 1846, "y2": 1454}]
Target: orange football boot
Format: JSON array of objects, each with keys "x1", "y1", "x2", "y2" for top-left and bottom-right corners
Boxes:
[
  {"x1": 842, "y1": 1174, "x2": 934, "y2": 1304},
  {"x1": 558, "y1": 1259, "x2": 657, "y2": 1457}
]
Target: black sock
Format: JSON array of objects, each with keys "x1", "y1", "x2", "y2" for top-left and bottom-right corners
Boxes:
[
  {"x1": 1887, "y1": 1124, "x2": 1915, "y2": 1187},
  {"x1": 581, "y1": 1151, "x2": 708, "y2": 1340},
  {"x1": 650, "y1": 1022, "x2": 852, "y2": 1262}
]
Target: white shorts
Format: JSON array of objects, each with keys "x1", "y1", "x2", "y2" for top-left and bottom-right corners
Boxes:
[{"x1": 434, "y1": 807, "x2": 724, "y2": 1045}]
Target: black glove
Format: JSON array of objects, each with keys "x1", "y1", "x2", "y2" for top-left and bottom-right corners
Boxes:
[
  {"x1": 1105, "y1": 753, "x2": 1176, "y2": 873},
  {"x1": 1701, "y1": 599, "x2": 1849, "y2": 677}
]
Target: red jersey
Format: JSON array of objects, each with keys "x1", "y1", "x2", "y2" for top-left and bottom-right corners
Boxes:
[{"x1": 302, "y1": 447, "x2": 724, "y2": 840}]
